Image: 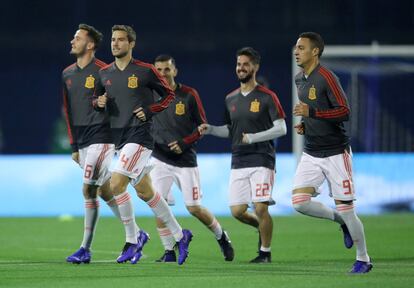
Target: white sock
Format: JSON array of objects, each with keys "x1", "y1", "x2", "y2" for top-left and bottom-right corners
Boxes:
[
  {"x1": 147, "y1": 192, "x2": 183, "y2": 241},
  {"x1": 115, "y1": 191, "x2": 139, "y2": 244},
  {"x1": 337, "y1": 203, "x2": 370, "y2": 262},
  {"x1": 81, "y1": 198, "x2": 99, "y2": 249},
  {"x1": 292, "y1": 193, "x2": 344, "y2": 224},
  {"x1": 260, "y1": 246, "x2": 271, "y2": 252},
  {"x1": 157, "y1": 227, "x2": 176, "y2": 250},
  {"x1": 208, "y1": 218, "x2": 223, "y2": 240},
  {"x1": 106, "y1": 198, "x2": 121, "y2": 220}
]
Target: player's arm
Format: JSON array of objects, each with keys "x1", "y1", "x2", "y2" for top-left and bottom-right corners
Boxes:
[
  {"x1": 295, "y1": 75, "x2": 350, "y2": 122},
  {"x1": 135, "y1": 66, "x2": 175, "y2": 122},
  {"x1": 294, "y1": 118, "x2": 305, "y2": 135},
  {"x1": 199, "y1": 105, "x2": 230, "y2": 138},
  {"x1": 172, "y1": 89, "x2": 208, "y2": 153},
  {"x1": 243, "y1": 92, "x2": 287, "y2": 144},
  {"x1": 62, "y1": 81, "x2": 79, "y2": 162},
  {"x1": 242, "y1": 119, "x2": 287, "y2": 144},
  {"x1": 92, "y1": 76, "x2": 107, "y2": 112}
]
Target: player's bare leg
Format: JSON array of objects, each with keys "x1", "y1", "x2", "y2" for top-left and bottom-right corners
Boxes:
[
  {"x1": 230, "y1": 204, "x2": 259, "y2": 228},
  {"x1": 248, "y1": 202, "x2": 272, "y2": 263},
  {"x1": 254, "y1": 202, "x2": 272, "y2": 248},
  {"x1": 187, "y1": 205, "x2": 234, "y2": 261}
]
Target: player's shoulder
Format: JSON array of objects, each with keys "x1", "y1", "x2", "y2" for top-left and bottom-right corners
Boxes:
[
  {"x1": 179, "y1": 84, "x2": 199, "y2": 97},
  {"x1": 225, "y1": 87, "x2": 240, "y2": 99},
  {"x1": 132, "y1": 59, "x2": 154, "y2": 71},
  {"x1": 256, "y1": 85, "x2": 279, "y2": 99},
  {"x1": 99, "y1": 62, "x2": 115, "y2": 72},
  {"x1": 62, "y1": 63, "x2": 76, "y2": 75},
  {"x1": 295, "y1": 71, "x2": 303, "y2": 81},
  {"x1": 93, "y1": 58, "x2": 107, "y2": 69},
  {"x1": 317, "y1": 65, "x2": 339, "y2": 81}
]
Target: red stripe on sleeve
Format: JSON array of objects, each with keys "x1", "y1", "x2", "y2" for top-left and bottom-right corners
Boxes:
[
  {"x1": 318, "y1": 67, "x2": 346, "y2": 106},
  {"x1": 181, "y1": 85, "x2": 207, "y2": 123},
  {"x1": 183, "y1": 131, "x2": 201, "y2": 145},
  {"x1": 134, "y1": 60, "x2": 175, "y2": 113},
  {"x1": 257, "y1": 85, "x2": 286, "y2": 119},
  {"x1": 315, "y1": 106, "x2": 349, "y2": 118}
]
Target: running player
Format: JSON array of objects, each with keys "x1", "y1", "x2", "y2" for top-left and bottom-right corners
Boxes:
[
  {"x1": 199, "y1": 47, "x2": 287, "y2": 263},
  {"x1": 150, "y1": 54, "x2": 234, "y2": 262},
  {"x1": 62, "y1": 24, "x2": 121, "y2": 264},
  {"x1": 97, "y1": 25, "x2": 192, "y2": 265},
  {"x1": 292, "y1": 31, "x2": 372, "y2": 273}
]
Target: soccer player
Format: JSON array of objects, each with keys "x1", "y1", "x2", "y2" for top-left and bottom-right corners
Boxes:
[
  {"x1": 62, "y1": 24, "x2": 121, "y2": 264},
  {"x1": 150, "y1": 54, "x2": 234, "y2": 262},
  {"x1": 97, "y1": 25, "x2": 192, "y2": 265},
  {"x1": 292, "y1": 32, "x2": 372, "y2": 273},
  {"x1": 199, "y1": 47, "x2": 287, "y2": 263}
]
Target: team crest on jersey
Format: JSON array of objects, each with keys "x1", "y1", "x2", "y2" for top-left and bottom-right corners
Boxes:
[
  {"x1": 250, "y1": 99, "x2": 260, "y2": 112},
  {"x1": 84, "y1": 75, "x2": 95, "y2": 89},
  {"x1": 128, "y1": 74, "x2": 138, "y2": 88},
  {"x1": 175, "y1": 101, "x2": 185, "y2": 115},
  {"x1": 308, "y1": 85, "x2": 317, "y2": 100}
]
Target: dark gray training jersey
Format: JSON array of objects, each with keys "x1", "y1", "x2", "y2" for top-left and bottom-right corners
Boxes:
[
  {"x1": 225, "y1": 85, "x2": 286, "y2": 170},
  {"x1": 99, "y1": 59, "x2": 175, "y2": 149},
  {"x1": 295, "y1": 64, "x2": 350, "y2": 157},
  {"x1": 62, "y1": 58, "x2": 112, "y2": 152},
  {"x1": 152, "y1": 84, "x2": 207, "y2": 167}
]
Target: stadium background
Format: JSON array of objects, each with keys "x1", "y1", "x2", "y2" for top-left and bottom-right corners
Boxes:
[{"x1": 0, "y1": 0, "x2": 413, "y2": 217}]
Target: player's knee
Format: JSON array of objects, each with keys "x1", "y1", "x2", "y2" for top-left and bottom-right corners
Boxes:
[
  {"x1": 98, "y1": 183, "x2": 112, "y2": 201},
  {"x1": 292, "y1": 193, "x2": 312, "y2": 213},
  {"x1": 230, "y1": 206, "x2": 246, "y2": 220},
  {"x1": 110, "y1": 177, "x2": 128, "y2": 195},
  {"x1": 134, "y1": 177, "x2": 154, "y2": 201},
  {"x1": 82, "y1": 184, "x2": 97, "y2": 199},
  {"x1": 254, "y1": 203, "x2": 269, "y2": 218}
]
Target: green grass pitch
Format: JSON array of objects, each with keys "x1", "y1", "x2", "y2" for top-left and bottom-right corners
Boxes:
[{"x1": 0, "y1": 214, "x2": 413, "y2": 288}]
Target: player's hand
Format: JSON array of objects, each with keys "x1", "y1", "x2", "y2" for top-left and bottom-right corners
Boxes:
[
  {"x1": 133, "y1": 107, "x2": 147, "y2": 121},
  {"x1": 242, "y1": 132, "x2": 252, "y2": 144},
  {"x1": 97, "y1": 93, "x2": 107, "y2": 108},
  {"x1": 198, "y1": 123, "x2": 210, "y2": 135},
  {"x1": 71, "y1": 152, "x2": 79, "y2": 164},
  {"x1": 294, "y1": 122, "x2": 305, "y2": 135},
  {"x1": 293, "y1": 101, "x2": 309, "y2": 117},
  {"x1": 168, "y1": 141, "x2": 183, "y2": 154}
]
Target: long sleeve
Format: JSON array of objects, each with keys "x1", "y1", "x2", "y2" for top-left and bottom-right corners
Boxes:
[
  {"x1": 179, "y1": 88, "x2": 207, "y2": 149},
  {"x1": 145, "y1": 66, "x2": 175, "y2": 118},
  {"x1": 245, "y1": 119, "x2": 287, "y2": 144},
  {"x1": 62, "y1": 84, "x2": 78, "y2": 152},
  {"x1": 309, "y1": 67, "x2": 350, "y2": 122}
]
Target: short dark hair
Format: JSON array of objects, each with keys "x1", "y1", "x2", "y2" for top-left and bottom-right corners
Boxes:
[
  {"x1": 154, "y1": 54, "x2": 176, "y2": 66},
  {"x1": 112, "y1": 25, "x2": 136, "y2": 42},
  {"x1": 299, "y1": 32, "x2": 324, "y2": 57},
  {"x1": 78, "y1": 23, "x2": 103, "y2": 50},
  {"x1": 236, "y1": 47, "x2": 261, "y2": 65}
]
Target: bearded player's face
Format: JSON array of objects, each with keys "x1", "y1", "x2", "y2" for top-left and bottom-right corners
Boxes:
[
  {"x1": 155, "y1": 60, "x2": 177, "y2": 86},
  {"x1": 70, "y1": 29, "x2": 90, "y2": 57},
  {"x1": 236, "y1": 55, "x2": 257, "y2": 83},
  {"x1": 111, "y1": 30, "x2": 134, "y2": 58}
]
